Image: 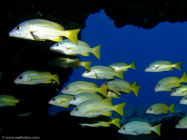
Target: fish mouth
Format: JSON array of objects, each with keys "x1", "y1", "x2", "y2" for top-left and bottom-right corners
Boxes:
[
  {"x1": 13, "y1": 79, "x2": 20, "y2": 84},
  {"x1": 179, "y1": 99, "x2": 183, "y2": 104},
  {"x1": 145, "y1": 110, "x2": 149, "y2": 114},
  {"x1": 8, "y1": 31, "x2": 14, "y2": 37}
]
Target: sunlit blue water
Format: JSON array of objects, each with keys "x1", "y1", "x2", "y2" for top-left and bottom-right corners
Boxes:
[{"x1": 49, "y1": 10, "x2": 187, "y2": 115}]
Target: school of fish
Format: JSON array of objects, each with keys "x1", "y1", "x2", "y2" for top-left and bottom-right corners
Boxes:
[{"x1": 1, "y1": 19, "x2": 186, "y2": 136}]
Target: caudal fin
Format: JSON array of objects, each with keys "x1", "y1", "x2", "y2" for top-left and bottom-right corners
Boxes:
[
  {"x1": 79, "y1": 61, "x2": 92, "y2": 71},
  {"x1": 111, "y1": 118, "x2": 121, "y2": 128},
  {"x1": 153, "y1": 123, "x2": 161, "y2": 136},
  {"x1": 92, "y1": 45, "x2": 101, "y2": 59},
  {"x1": 129, "y1": 61, "x2": 136, "y2": 69},
  {"x1": 53, "y1": 73, "x2": 60, "y2": 85},
  {"x1": 64, "y1": 29, "x2": 80, "y2": 44},
  {"x1": 169, "y1": 104, "x2": 175, "y2": 114},
  {"x1": 131, "y1": 85, "x2": 141, "y2": 97},
  {"x1": 115, "y1": 70, "x2": 124, "y2": 80},
  {"x1": 99, "y1": 84, "x2": 108, "y2": 97},
  {"x1": 180, "y1": 72, "x2": 187, "y2": 82},
  {"x1": 114, "y1": 102, "x2": 126, "y2": 116},
  {"x1": 175, "y1": 61, "x2": 182, "y2": 71}
]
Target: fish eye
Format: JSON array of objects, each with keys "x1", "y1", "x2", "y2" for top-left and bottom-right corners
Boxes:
[
  {"x1": 73, "y1": 97, "x2": 76, "y2": 100},
  {"x1": 173, "y1": 89, "x2": 176, "y2": 92},
  {"x1": 149, "y1": 108, "x2": 152, "y2": 111},
  {"x1": 52, "y1": 98, "x2": 55, "y2": 101},
  {"x1": 157, "y1": 84, "x2": 160, "y2": 87},
  {"x1": 185, "y1": 97, "x2": 187, "y2": 100},
  {"x1": 75, "y1": 108, "x2": 78, "y2": 111},
  {"x1": 18, "y1": 76, "x2": 23, "y2": 79},
  {"x1": 16, "y1": 26, "x2": 21, "y2": 30},
  {"x1": 65, "y1": 87, "x2": 68, "y2": 89},
  {"x1": 56, "y1": 43, "x2": 59, "y2": 46}
]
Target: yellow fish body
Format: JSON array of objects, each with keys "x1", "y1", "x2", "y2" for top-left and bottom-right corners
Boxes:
[
  {"x1": 0, "y1": 95, "x2": 19, "y2": 107},
  {"x1": 14, "y1": 70, "x2": 60, "y2": 85},
  {"x1": 49, "y1": 56, "x2": 92, "y2": 71},
  {"x1": 179, "y1": 95, "x2": 187, "y2": 105},
  {"x1": 61, "y1": 81, "x2": 108, "y2": 97},
  {"x1": 82, "y1": 65, "x2": 124, "y2": 80},
  {"x1": 109, "y1": 62, "x2": 136, "y2": 72},
  {"x1": 80, "y1": 118, "x2": 120, "y2": 128},
  {"x1": 155, "y1": 72, "x2": 187, "y2": 92},
  {"x1": 176, "y1": 116, "x2": 187, "y2": 129},
  {"x1": 48, "y1": 94, "x2": 73, "y2": 108},
  {"x1": 170, "y1": 85, "x2": 187, "y2": 96},
  {"x1": 50, "y1": 39, "x2": 101, "y2": 59},
  {"x1": 70, "y1": 98, "x2": 126, "y2": 118},
  {"x1": 145, "y1": 61, "x2": 182, "y2": 72},
  {"x1": 69, "y1": 92, "x2": 103, "y2": 105},
  {"x1": 102, "y1": 79, "x2": 140, "y2": 97},
  {"x1": 146, "y1": 103, "x2": 175, "y2": 115},
  {"x1": 118, "y1": 121, "x2": 161, "y2": 136},
  {"x1": 9, "y1": 19, "x2": 80, "y2": 43}
]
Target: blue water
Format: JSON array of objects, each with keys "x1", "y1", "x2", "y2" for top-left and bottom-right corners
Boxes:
[{"x1": 50, "y1": 10, "x2": 187, "y2": 114}]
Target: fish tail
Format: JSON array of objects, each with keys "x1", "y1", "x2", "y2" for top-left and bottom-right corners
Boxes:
[
  {"x1": 174, "y1": 61, "x2": 182, "y2": 71},
  {"x1": 63, "y1": 29, "x2": 80, "y2": 44},
  {"x1": 92, "y1": 45, "x2": 101, "y2": 59},
  {"x1": 169, "y1": 104, "x2": 175, "y2": 114},
  {"x1": 153, "y1": 123, "x2": 161, "y2": 136},
  {"x1": 180, "y1": 72, "x2": 187, "y2": 82},
  {"x1": 104, "y1": 97, "x2": 113, "y2": 105},
  {"x1": 99, "y1": 85, "x2": 108, "y2": 97},
  {"x1": 115, "y1": 70, "x2": 124, "y2": 80},
  {"x1": 132, "y1": 81, "x2": 137, "y2": 87},
  {"x1": 53, "y1": 73, "x2": 60, "y2": 85},
  {"x1": 131, "y1": 85, "x2": 141, "y2": 97},
  {"x1": 14, "y1": 99, "x2": 20, "y2": 104},
  {"x1": 111, "y1": 118, "x2": 121, "y2": 128},
  {"x1": 114, "y1": 102, "x2": 126, "y2": 116},
  {"x1": 129, "y1": 61, "x2": 136, "y2": 69},
  {"x1": 79, "y1": 61, "x2": 92, "y2": 71}
]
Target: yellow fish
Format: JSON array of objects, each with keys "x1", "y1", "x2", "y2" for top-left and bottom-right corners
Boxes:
[
  {"x1": 102, "y1": 79, "x2": 140, "y2": 97},
  {"x1": 179, "y1": 95, "x2": 187, "y2": 105},
  {"x1": 82, "y1": 65, "x2": 124, "y2": 79},
  {"x1": 50, "y1": 39, "x2": 101, "y2": 59},
  {"x1": 119, "y1": 121, "x2": 161, "y2": 136},
  {"x1": 146, "y1": 103, "x2": 175, "y2": 115},
  {"x1": 145, "y1": 61, "x2": 182, "y2": 72},
  {"x1": 61, "y1": 81, "x2": 108, "y2": 97},
  {"x1": 155, "y1": 72, "x2": 187, "y2": 92},
  {"x1": 70, "y1": 98, "x2": 126, "y2": 118},
  {"x1": 9, "y1": 19, "x2": 80, "y2": 43},
  {"x1": 49, "y1": 94, "x2": 73, "y2": 108},
  {"x1": 48, "y1": 56, "x2": 92, "y2": 71},
  {"x1": 14, "y1": 70, "x2": 60, "y2": 85},
  {"x1": 0, "y1": 95, "x2": 19, "y2": 107},
  {"x1": 176, "y1": 116, "x2": 187, "y2": 129},
  {"x1": 109, "y1": 62, "x2": 136, "y2": 72},
  {"x1": 80, "y1": 118, "x2": 120, "y2": 128}
]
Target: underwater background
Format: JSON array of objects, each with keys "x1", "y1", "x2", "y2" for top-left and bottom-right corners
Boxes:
[{"x1": 1, "y1": 0, "x2": 187, "y2": 140}]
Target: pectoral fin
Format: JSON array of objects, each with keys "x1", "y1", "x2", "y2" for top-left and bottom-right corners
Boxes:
[{"x1": 30, "y1": 31, "x2": 41, "y2": 40}]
